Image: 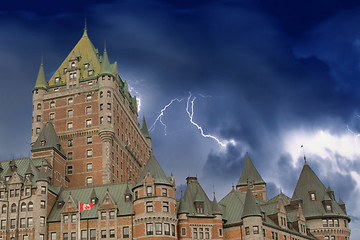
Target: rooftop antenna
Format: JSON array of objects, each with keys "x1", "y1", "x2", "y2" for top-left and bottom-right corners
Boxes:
[{"x1": 301, "y1": 145, "x2": 307, "y2": 164}]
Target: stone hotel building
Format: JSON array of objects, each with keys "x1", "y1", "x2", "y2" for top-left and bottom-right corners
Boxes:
[{"x1": 0, "y1": 28, "x2": 351, "y2": 240}]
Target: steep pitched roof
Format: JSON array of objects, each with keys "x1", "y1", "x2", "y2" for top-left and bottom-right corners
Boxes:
[
  {"x1": 33, "y1": 63, "x2": 48, "y2": 91},
  {"x1": 135, "y1": 153, "x2": 171, "y2": 187},
  {"x1": 178, "y1": 177, "x2": 216, "y2": 217},
  {"x1": 267, "y1": 192, "x2": 291, "y2": 205},
  {"x1": 219, "y1": 189, "x2": 247, "y2": 225},
  {"x1": 291, "y1": 161, "x2": 349, "y2": 220},
  {"x1": 141, "y1": 116, "x2": 151, "y2": 139},
  {"x1": 99, "y1": 48, "x2": 114, "y2": 76},
  {"x1": 32, "y1": 121, "x2": 64, "y2": 156},
  {"x1": 48, "y1": 183, "x2": 134, "y2": 222},
  {"x1": 211, "y1": 195, "x2": 222, "y2": 215},
  {"x1": 47, "y1": 29, "x2": 101, "y2": 86},
  {"x1": 242, "y1": 188, "x2": 262, "y2": 218},
  {"x1": 237, "y1": 154, "x2": 265, "y2": 187}
]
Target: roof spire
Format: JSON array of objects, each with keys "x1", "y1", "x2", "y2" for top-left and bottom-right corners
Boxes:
[
  {"x1": 141, "y1": 115, "x2": 151, "y2": 139},
  {"x1": 82, "y1": 18, "x2": 88, "y2": 38},
  {"x1": 33, "y1": 61, "x2": 48, "y2": 91},
  {"x1": 100, "y1": 45, "x2": 113, "y2": 76},
  {"x1": 301, "y1": 145, "x2": 307, "y2": 164}
]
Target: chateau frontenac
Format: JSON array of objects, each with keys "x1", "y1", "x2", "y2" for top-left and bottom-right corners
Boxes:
[{"x1": 0, "y1": 28, "x2": 350, "y2": 240}]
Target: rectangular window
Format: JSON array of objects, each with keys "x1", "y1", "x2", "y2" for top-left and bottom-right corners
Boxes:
[
  {"x1": 67, "y1": 122, "x2": 73, "y2": 130},
  {"x1": 90, "y1": 230, "x2": 96, "y2": 240},
  {"x1": 40, "y1": 217, "x2": 45, "y2": 227},
  {"x1": 1, "y1": 220, "x2": 5, "y2": 229},
  {"x1": 163, "y1": 202, "x2": 169, "y2": 212},
  {"x1": 219, "y1": 228, "x2": 223, "y2": 236},
  {"x1": 27, "y1": 218, "x2": 33, "y2": 227},
  {"x1": 50, "y1": 232, "x2": 57, "y2": 240},
  {"x1": 87, "y1": 136, "x2": 92, "y2": 144},
  {"x1": 63, "y1": 215, "x2": 68, "y2": 223},
  {"x1": 50, "y1": 101, "x2": 55, "y2": 108},
  {"x1": 253, "y1": 226, "x2": 259, "y2": 234},
  {"x1": 107, "y1": 116, "x2": 112, "y2": 123},
  {"x1": 68, "y1": 139, "x2": 73, "y2": 147},
  {"x1": 109, "y1": 229, "x2": 115, "y2": 238},
  {"x1": 146, "y1": 202, "x2": 153, "y2": 213},
  {"x1": 155, "y1": 223, "x2": 162, "y2": 235},
  {"x1": 36, "y1": 128, "x2": 40, "y2": 134},
  {"x1": 181, "y1": 227, "x2": 186, "y2": 236},
  {"x1": 323, "y1": 219, "x2": 328, "y2": 227},
  {"x1": 146, "y1": 223, "x2": 153, "y2": 235},
  {"x1": 325, "y1": 237, "x2": 330, "y2": 240},
  {"x1": 109, "y1": 211, "x2": 115, "y2": 219},
  {"x1": 40, "y1": 234, "x2": 44, "y2": 240},
  {"x1": 193, "y1": 228, "x2": 198, "y2": 239},
  {"x1": 107, "y1": 103, "x2": 111, "y2": 110},
  {"x1": 330, "y1": 236, "x2": 335, "y2": 240},
  {"x1": 171, "y1": 224, "x2": 176, "y2": 236},
  {"x1": 37, "y1": 115, "x2": 41, "y2": 122},
  {"x1": 67, "y1": 165, "x2": 73, "y2": 174},
  {"x1": 68, "y1": 98, "x2": 73, "y2": 105},
  {"x1": 71, "y1": 214, "x2": 76, "y2": 223},
  {"x1": 123, "y1": 226, "x2": 129, "y2": 238},
  {"x1": 334, "y1": 219, "x2": 339, "y2": 227},
  {"x1": 147, "y1": 186, "x2": 152, "y2": 196},
  {"x1": 68, "y1": 110, "x2": 73, "y2": 118},
  {"x1": 87, "y1": 149, "x2": 93, "y2": 157},
  {"x1": 245, "y1": 227, "x2": 250, "y2": 235},
  {"x1": 86, "y1": 106, "x2": 92, "y2": 115},
  {"x1": 86, "y1": 119, "x2": 92, "y2": 127},
  {"x1": 67, "y1": 152, "x2": 73, "y2": 160},
  {"x1": 162, "y1": 188, "x2": 168, "y2": 197},
  {"x1": 41, "y1": 186, "x2": 46, "y2": 194},
  {"x1": 41, "y1": 200, "x2": 46, "y2": 209},
  {"x1": 329, "y1": 219, "x2": 334, "y2": 227},
  {"x1": 63, "y1": 233, "x2": 68, "y2": 240},
  {"x1": 71, "y1": 232, "x2": 76, "y2": 240},
  {"x1": 50, "y1": 113, "x2": 55, "y2": 120},
  {"x1": 20, "y1": 218, "x2": 26, "y2": 228},
  {"x1": 81, "y1": 230, "x2": 87, "y2": 240},
  {"x1": 87, "y1": 163, "x2": 93, "y2": 172},
  {"x1": 86, "y1": 177, "x2": 93, "y2": 186},
  {"x1": 11, "y1": 219, "x2": 15, "y2": 228},
  {"x1": 164, "y1": 223, "x2": 170, "y2": 235},
  {"x1": 101, "y1": 230, "x2": 106, "y2": 238},
  {"x1": 101, "y1": 212, "x2": 106, "y2": 220},
  {"x1": 86, "y1": 95, "x2": 92, "y2": 101}
]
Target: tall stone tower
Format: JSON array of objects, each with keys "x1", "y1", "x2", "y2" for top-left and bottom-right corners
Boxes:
[{"x1": 31, "y1": 28, "x2": 152, "y2": 188}]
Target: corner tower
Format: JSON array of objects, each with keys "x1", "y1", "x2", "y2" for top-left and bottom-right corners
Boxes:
[
  {"x1": 236, "y1": 154, "x2": 266, "y2": 201},
  {"x1": 31, "y1": 28, "x2": 152, "y2": 188}
]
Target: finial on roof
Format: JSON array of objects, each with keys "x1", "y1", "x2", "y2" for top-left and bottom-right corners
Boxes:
[
  {"x1": 84, "y1": 18, "x2": 87, "y2": 31},
  {"x1": 301, "y1": 144, "x2": 307, "y2": 164},
  {"x1": 280, "y1": 187, "x2": 282, "y2": 194},
  {"x1": 82, "y1": 19, "x2": 88, "y2": 38},
  {"x1": 232, "y1": 183, "x2": 234, "y2": 191}
]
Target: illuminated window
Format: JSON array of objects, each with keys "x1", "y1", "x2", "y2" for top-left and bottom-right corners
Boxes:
[{"x1": 55, "y1": 77, "x2": 60, "y2": 84}]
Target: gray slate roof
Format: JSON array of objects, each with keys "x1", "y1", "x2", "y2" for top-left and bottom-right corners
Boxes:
[
  {"x1": 237, "y1": 154, "x2": 265, "y2": 187},
  {"x1": 32, "y1": 121, "x2": 64, "y2": 155},
  {"x1": 291, "y1": 162, "x2": 349, "y2": 220}
]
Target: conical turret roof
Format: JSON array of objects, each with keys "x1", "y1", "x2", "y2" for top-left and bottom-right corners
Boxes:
[
  {"x1": 135, "y1": 153, "x2": 171, "y2": 188},
  {"x1": 100, "y1": 48, "x2": 113, "y2": 76},
  {"x1": 32, "y1": 121, "x2": 64, "y2": 155},
  {"x1": 241, "y1": 188, "x2": 262, "y2": 219},
  {"x1": 37, "y1": 163, "x2": 49, "y2": 183},
  {"x1": 237, "y1": 153, "x2": 265, "y2": 187},
  {"x1": 33, "y1": 63, "x2": 48, "y2": 91},
  {"x1": 211, "y1": 195, "x2": 222, "y2": 215},
  {"x1": 141, "y1": 116, "x2": 151, "y2": 139}
]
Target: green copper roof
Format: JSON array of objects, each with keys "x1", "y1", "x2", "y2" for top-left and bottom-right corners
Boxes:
[
  {"x1": 242, "y1": 188, "x2": 262, "y2": 219},
  {"x1": 292, "y1": 161, "x2": 349, "y2": 220},
  {"x1": 99, "y1": 48, "x2": 114, "y2": 76},
  {"x1": 219, "y1": 189, "x2": 247, "y2": 225},
  {"x1": 135, "y1": 153, "x2": 171, "y2": 188},
  {"x1": 237, "y1": 153, "x2": 265, "y2": 187},
  {"x1": 48, "y1": 183, "x2": 134, "y2": 222},
  {"x1": 33, "y1": 63, "x2": 48, "y2": 91},
  {"x1": 178, "y1": 177, "x2": 216, "y2": 217},
  {"x1": 267, "y1": 192, "x2": 291, "y2": 205},
  {"x1": 32, "y1": 121, "x2": 64, "y2": 156},
  {"x1": 141, "y1": 116, "x2": 151, "y2": 139},
  {"x1": 211, "y1": 195, "x2": 222, "y2": 215},
  {"x1": 48, "y1": 29, "x2": 101, "y2": 86},
  {"x1": 36, "y1": 163, "x2": 49, "y2": 183}
]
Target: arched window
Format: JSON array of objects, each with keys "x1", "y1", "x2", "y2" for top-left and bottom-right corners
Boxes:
[
  {"x1": 107, "y1": 91, "x2": 111, "y2": 97},
  {"x1": 11, "y1": 203, "x2": 16, "y2": 213},
  {"x1": 2, "y1": 204, "x2": 6, "y2": 213},
  {"x1": 28, "y1": 202, "x2": 33, "y2": 211},
  {"x1": 37, "y1": 103, "x2": 41, "y2": 110},
  {"x1": 21, "y1": 202, "x2": 26, "y2": 212},
  {"x1": 50, "y1": 101, "x2": 55, "y2": 109}
]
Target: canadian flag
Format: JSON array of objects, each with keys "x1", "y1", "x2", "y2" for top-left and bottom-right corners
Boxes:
[{"x1": 79, "y1": 202, "x2": 94, "y2": 212}]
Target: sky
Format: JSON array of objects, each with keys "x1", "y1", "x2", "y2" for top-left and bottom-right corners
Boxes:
[{"x1": 0, "y1": 0, "x2": 360, "y2": 235}]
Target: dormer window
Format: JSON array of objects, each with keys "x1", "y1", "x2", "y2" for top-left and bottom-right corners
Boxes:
[
  {"x1": 70, "y1": 73, "x2": 73, "y2": 79},
  {"x1": 40, "y1": 140, "x2": 46, "y2": 146},
  {"x1": 309, "y1": 191, "x2": 316, "y2": 201},
  {"x1": 247, "y1": 179, "x2": 254, "y2": 188},
  {"x1": 125, "y1": 194, "x2": 131, "y2": 202},
  {"x1": 71, "y1": 62, "x2": 75, "y2": 68},
  {"x1": 5, "y1": 176, "x2": 10, "y2": 182},
  {"x1": 88, "y1": 70, "x2": 93, "y2": 76},
  {"x1": 195, "y1": 202, "x2": 204, "y2": 214},
  {"x1": 147, "y1": 186, "x2": 152, "y2": 197},
  {"x1": 55, "y1": 77, "x2": 60, "y2": 84},
  {"x1": 326, "y1": 204, "x2": 332, "y2": 212},
  {"x1": 84, "y1": 63, "x2": 89, "y2": 69},
  {"x1": 64, "y1": 68, "x2": 67, "y2": 73}
]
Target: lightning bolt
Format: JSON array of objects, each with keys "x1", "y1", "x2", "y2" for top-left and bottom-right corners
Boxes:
[
  {"x1": 128, "y1": 84, "x2": 141, "y2": 113},
  {"x1": 149, "y1": 98, "x2": 183, "y2": 135},
  {"x1": 186, "y1": 92, "x2": 235, "y2": 147}
]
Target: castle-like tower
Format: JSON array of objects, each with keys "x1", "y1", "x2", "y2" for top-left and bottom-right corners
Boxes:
[
  {"x1": 0, "y1": 27, "x2": 351, "y2": 240},
  {"x1": 31, "y1": 28, "x2": 152, "y2": 188}
]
